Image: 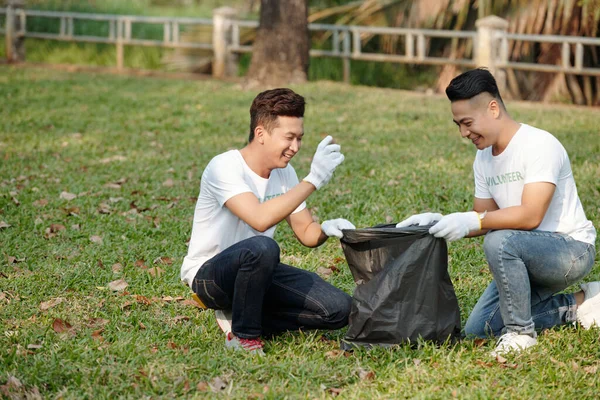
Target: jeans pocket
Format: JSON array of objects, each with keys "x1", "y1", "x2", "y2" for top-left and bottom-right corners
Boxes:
[{"x1": 192, "y1": 279, "x2": 230, "y2": 310}]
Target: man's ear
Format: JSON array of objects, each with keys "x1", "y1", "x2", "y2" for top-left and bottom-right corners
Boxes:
[
  {"x1": 255, "y1": 125, "x2": 266, "y2": 144},
  {"x1": 488, "y1": 99, "x2": 501, "y2": 119}
]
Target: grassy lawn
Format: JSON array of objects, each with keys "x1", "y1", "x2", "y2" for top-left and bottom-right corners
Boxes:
[{"x1": 1, "y1": 66, "x2": 599, "y2": 399}]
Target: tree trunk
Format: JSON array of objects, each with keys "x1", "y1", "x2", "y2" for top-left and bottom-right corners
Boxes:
[{"x1": 246, "y1": 0, "x2": 310, "y2": 87}]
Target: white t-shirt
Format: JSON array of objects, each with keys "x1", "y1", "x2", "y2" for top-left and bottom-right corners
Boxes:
[
  {"x1": 473, "y1": 124, "x2": 596, "y2": 245},
  {"x1": 181, "y1": 150, "x2": 307, "y2": 287}
]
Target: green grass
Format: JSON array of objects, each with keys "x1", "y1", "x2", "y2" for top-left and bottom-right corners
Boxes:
[{"x1": 1, "y1": 66, "x2": 599, "y2": 399}]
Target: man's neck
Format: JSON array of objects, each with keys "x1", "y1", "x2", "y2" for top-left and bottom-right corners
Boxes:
[
  {"x1": 239, "y1": 145, "x2": 271, "y2": 179},
  {"x1": 492, "y1": 118, "x2": 521, "y2": 156}
]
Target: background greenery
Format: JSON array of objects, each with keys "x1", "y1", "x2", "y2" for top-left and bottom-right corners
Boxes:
[
  {"x1": 1, "y1": 66, "x2": 599, "y2": 398},
  {"x1": 0, "y1": 0, "x2": 437, "y2": 90}
]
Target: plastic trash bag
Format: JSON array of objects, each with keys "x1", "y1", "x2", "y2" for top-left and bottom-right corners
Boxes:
[{"x1": 340, "y1": 224, "x2": 461, "y2": 349}]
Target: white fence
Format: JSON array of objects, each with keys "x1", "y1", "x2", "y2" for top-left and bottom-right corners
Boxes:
[{"x1": 2, "y1": 6, "x2": 600, "y2": 85}]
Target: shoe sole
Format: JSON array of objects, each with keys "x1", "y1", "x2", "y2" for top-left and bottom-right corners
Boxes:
[
  {"x1": 215, "y1": 309, "x2": 232, "y2": 334},
  {"x1": 577, "y1": 293, "x2": 600, "y2": 329}
]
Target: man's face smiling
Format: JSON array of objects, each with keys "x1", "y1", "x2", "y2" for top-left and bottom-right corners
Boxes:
[
  {"x1": 263, "y1": 116, "x2": 304, "y2": 169},
  {"x1": 451, "y1": 94, "x2": 499, "y2": 150}
]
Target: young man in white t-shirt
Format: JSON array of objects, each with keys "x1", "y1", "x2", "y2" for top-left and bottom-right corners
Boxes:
[
  {"x1": 182, "y1": 88, "x2": 355, "y2": 354},
  {"x1": 397, "y1": 68, "x2": 598, "y2": 356}
]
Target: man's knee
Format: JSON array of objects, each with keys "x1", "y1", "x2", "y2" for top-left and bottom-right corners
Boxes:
[
  {"x1": 246, "y1": 236, "x2": 280, "y2": 265},
  {"x1": 324, "y1": 291, "x2": 352, "y2": 329},
  {"x1": 483, "y1": 230, "x2": 518, "y2": 261}
]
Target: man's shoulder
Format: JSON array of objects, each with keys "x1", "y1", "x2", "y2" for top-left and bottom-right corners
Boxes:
[{"x1": 518, "y1": 124, "x2": 564, "y2": 152}]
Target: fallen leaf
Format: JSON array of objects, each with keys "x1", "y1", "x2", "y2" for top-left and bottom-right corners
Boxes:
[
  {"x1": 91, "y1": 329, "x2": 104, "y2": 341},
  {"x1": 97, "y1": 203, "x2": 111, "y2": 214},
  {"x1": 39, "y1": 297, "x2": 64, "y2": 311},
  {"x1": 325, "y1": 350, "x2": 344, "y2": 359},
  {"x1": 473, "y1": 338, "x2": 487, "y2": 348},
  {"x1": 328, "y1": 388, "x2": 343, "y2": 396},
  {"x1": 584, "y1": 365, "x2": 598, "y2": 374},
  {"x1": 33, "y1": 199, "x2": 48, "y2": 207},
  {"x1": 153, "y1": 256, "x2": 173, "y2": 265},
  {"x1": 90, "y1": 235, "x2": 103, "y2": 245},
  {"x1": 316, "y1": 267, "x2": 332, "y2": 277},
  {"x1": 475, "y1": 360, "x2": 494, "y2": 368},
  {"x1": 209, "y1": 377, "x2": 227, "y2": 393},
  {"x1": 50, "y1": 224, "x2": 66, "y2": 232},
  {"x1": 181, "y1": 299, "x2": 202, "y2": 309},
  {"x1": 135, "y1": 295, "x2": 152, "y2": 305},
  {"x1": 139, "y1": 322, "x2": 146, "y2": 330},
  {"x1": 173, "y1": 315, "x2": 190, "y2": 323},
  {"x1": 413, "y1": 358, "x2": 422, "y2": 367},
  {"x1": 88, "y1": 318, "x2": 110, "y2": 327},
  {"x1": 495, "y1": 355, "x2": 507, "y2": 364},
  {"x1": 104, "y1": 183, "x2": 122, "y2": 189},
  {"x1": 162, "y1": 178, "x2": 175, "y2": 187},
  {"x1": 60, "y1": 191, "x2": 77, "y2": 201},
  {"x1": 167, "y1": 341, "x2": 178, "y2": 349},
  {"x1": 357, "y1": 367, "x2": 375, "y2": 380},
  {"x1": 26, "y1": 344, "x2": 42, "y2": 350},
  {"x1": 197, "y1": 382, "x2": 209, "y2": 391},
  {"x1": 71, "y1": 224, "x2": 80, "y2": 230},
  {"x1": 108, "y1": 279, "x2": 128, "y2": 291},
  {"x1": 134, "y1": 259, "x2": 147, "y2": 269},
  {"x1": 52, "y1": 318, "x2": 73, "y2": 333},
  {"x1": 148, "y1": 267, "x2": 164, "y2": 277},
  {"x1": 112, "y1": 263, "x2": 123, "y2": 273}
]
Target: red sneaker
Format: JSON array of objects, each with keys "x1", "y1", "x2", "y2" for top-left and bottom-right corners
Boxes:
[{"x1": 225, "y1": 332, "x2": 265, "y2": 356}]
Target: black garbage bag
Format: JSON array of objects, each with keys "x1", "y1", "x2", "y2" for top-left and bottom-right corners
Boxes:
[{"x1": 340, "y1": 224, "x2": 461, "y2": 349}]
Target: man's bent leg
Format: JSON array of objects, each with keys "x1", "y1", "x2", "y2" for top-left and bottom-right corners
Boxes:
[
  {"x1": 261, "y1": 264, "x2": 352, "y2": 335},
  {"x1": 481, "y1": 230, "x2": 594, "y2": 337},
  {"x1": 192, "y1": 236, "x2": 280, "y2": 338}
]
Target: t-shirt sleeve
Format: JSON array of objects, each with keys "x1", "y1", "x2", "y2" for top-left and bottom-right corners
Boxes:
[
  {"x1": 523, "y1": 137, "x2": 565, "y2": 185},
  {"x1": 285, "y1": 164, "x2": 307, "y2": 214},
  {"x1": 204, "y1": 155, "x2": 254, "y2": 207},
  {"x1": 473, "y1": 152, "x2": 492, "y2": 199}
]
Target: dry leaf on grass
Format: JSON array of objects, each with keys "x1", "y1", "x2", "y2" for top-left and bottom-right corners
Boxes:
[
  {"x1": 148, "y1": 267, "x2": 164, "y2": 277},
  {"x1": 316, "y1": 267, "x2": 332, "y2": 278},
  {"x1": 357, "y1": 367, "x2": 375, "y2": 380},
  {"x1": 108, "y1": 279, "x2": 128, "y2": 292},
  {"x1": 173, "y1": 315, "x2": 190, "y2": 323},
  {"x1": 209, "y1": 377, "x2": 227, "y2": 393},
  {"x1": 59, "y1": 191, "x2": 77, "y2": 201},
  {"x1": 52, "y1": 318, "x2": 73, "y2": 333},
  {"x1": 90, "y1": 235, "x2": 103, "y2": 245},
  {"x1": 33, "y1": 199, "x2": 48, "y2": 207},
  {"x1": 112, "y1": 263, "x2": 123, "y2": 273},
  {"x1": 39, "y1": 297, "x2": 64, "y2": 311},
  {"x1": 162, "y1": 178, "x2": 175, "y2": 187}
]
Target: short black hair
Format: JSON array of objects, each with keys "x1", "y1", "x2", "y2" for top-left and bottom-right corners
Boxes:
[
  {"x1": 248, "y1": 88, "x2": 305, "y2": 142},
  {"x1": 445, "y1": 68, "x2": 505, "y2": 108}
]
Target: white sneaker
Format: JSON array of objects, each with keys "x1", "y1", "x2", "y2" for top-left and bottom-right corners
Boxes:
[
  {"x1": 215, "y1": 309, "x2": 233, "y2": 334},
  {"x1": 577, "y1": 281, "x2": 600, "y2": 329},
  {"x1": 490, "y1": 332, "x2": 537, "y2": 357}
]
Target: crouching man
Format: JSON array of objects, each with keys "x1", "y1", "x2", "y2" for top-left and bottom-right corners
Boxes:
[
  {"x1": 181, "y1": 88, "x2": 354, "y2": 355},
  {"x1": 397, "y1": 68, "x2": 598, "y2": 356}
]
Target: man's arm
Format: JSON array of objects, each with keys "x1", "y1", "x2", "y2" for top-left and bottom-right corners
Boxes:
[
  {"x1": 430, "y1": 182, "x2": 556, "y2": 241},
  {"x1": 286, "y1": 208, "x2": 328, "y2": 248},
  {"x1": 225, "y1": 181, "x2": 315, "y2": 232},
  {"x1": 478, "y1": 182, "x2": 555, "y2": 231}
]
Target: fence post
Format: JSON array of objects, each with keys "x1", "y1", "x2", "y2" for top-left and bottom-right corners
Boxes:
[
  {"x1": 212, "y1": 6, "x2": 238, "y2": 79},
  {"x1": 475, "y1": 15, "x2": 509, "y2": 92},
  {"x1": 4, "y1": 0, "x2": 26, "y2": 63}
]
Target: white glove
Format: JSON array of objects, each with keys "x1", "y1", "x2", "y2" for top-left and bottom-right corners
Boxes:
[
  {"x1": 396, "y1": 212, "x2": 443, "y2": 228},
  {"x1": 428, "y1": 211, "x2": 480, "y2": 242},
  {"x1": 303, "y1": 136, "x2": 344, "y2": 190},
  {"x1": 321, "y1": 218, "x2": 356, "y2": 239}
]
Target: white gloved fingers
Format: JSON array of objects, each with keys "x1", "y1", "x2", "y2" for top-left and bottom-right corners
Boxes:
[
  {"x1": 396, "y1": 212, "x2": 442, "y2": 228},
  {"x1": 337, "y1": 219, "x2": 356, "y2": 231},
  {"x1": 321, "y1": 220, "x2": 344, "y2": 238},
  {"x1": 316, "y1": 135, "x2": 333, "y2": 151},
  {"x1": 321, "y1": 144, "x2": 341, "y2": 155}
]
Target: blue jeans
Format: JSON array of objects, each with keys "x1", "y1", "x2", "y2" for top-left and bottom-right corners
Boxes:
[
  {"x1": 465, "y1": 230, "x2": 595, "y2": 338},
  {"x1": 191, "y1": 236, "x2": 352, "y2": 339}
]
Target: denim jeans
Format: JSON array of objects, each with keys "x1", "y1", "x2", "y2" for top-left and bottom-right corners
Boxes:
[
  {"x1": 464, "y1": 230, "x2": 595, "y2": 338},
  {"x1": 191, "y1": 236, "x2": 352, "y2": 339}
]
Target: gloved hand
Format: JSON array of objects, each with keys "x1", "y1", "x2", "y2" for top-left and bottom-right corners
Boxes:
[
  {"x1": 428, "y1": 211, "x2": 480, "y2": 242},
  {"x1": 396, "y1": 212, "x2": 443, "y2": 228},
  {"x1": 303, "y1": 136, "x2": 344, "y2": 190},
  {"x1": 321, "y1": 218, "x2": 356, "y2": 239}
]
